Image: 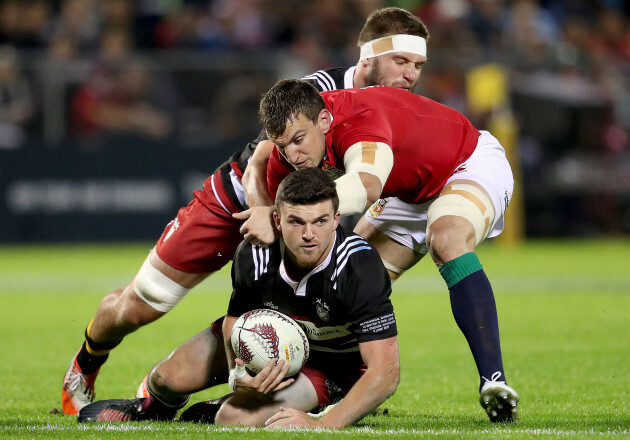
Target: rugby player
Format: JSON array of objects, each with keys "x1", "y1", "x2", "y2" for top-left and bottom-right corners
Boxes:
[
  {"x1": 256, "y1": 79, "x2": 519, "y2": 423},
  {"x1": 77, "y1": 168, "x2": 400, "y2": 429},
  {"x1": 62, "y1": 6, "x2": 426, "y2": 417}
]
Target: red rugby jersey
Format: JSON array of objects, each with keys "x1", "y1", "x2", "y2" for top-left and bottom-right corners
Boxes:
[{"x1": 268, "y1": 86, "x2": 480, "y2": 205}]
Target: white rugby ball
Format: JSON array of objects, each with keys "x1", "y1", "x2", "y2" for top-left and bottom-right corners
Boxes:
[{"x1": 231, "y1": 309, "x2": 309, "y2": 377}]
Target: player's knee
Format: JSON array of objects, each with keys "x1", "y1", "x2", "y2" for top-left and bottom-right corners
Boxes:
[
  {"x1": 427, "y1": 222, "x2": 470, "y2": 265},
  {"x1": 133, "y1": 258, "x2": 191, "y2": 314},
  {"x1": 150, "y1": 359, "x2": 189, "y2": 395},
  {"x1": 148, "y1": 367, "x2": 179, "y2": 399},
  {"x1": 427, "y1": 183, "x2": 495, "y2": 265}
]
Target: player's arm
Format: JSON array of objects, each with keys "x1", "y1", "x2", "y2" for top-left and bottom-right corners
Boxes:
[
  {"x1": 234, "y1": 139, "x2": 280, "y2": 245},
  {"x1": 222, "y1": 314, "x2": 294, "y2": 395},
  {"x1": 265, "y1": 336, "x2": 400, "y2": 429},
  {"x1": 242, "y1": 139, "x2": 275, "y2": 207},
  {"x1": 335, "y1": 141, "x2": 394, "y2": 215},
  {"x1": 320, "y1": 336, "x2": 400, "y2": 427}
]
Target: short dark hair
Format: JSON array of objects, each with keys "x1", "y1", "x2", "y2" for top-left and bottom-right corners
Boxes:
[
  {"x1": 259, "y1": 79, "x2": 326, "y2": 139},
  {"x1": 275, "y1": 168, "x2": 339, "y2": 213},
  {"x1": 357, "y1": 7, "x2": 429, "y2": 46}
]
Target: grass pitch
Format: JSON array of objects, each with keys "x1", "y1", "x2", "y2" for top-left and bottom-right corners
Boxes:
[{"x1": 1, "y1": 240, "x2": 629, "y2": 439}]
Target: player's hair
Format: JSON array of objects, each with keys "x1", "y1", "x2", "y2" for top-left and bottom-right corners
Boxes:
[
  {"x1": 357, "y1": 7, "x2": 429, "y2": 45},
  {"x1": 275, "y1": 168, "x2": 339, "y2": 213},
  {"x1": 259, "y1": 79, "x2": 325, "y2": 139}
]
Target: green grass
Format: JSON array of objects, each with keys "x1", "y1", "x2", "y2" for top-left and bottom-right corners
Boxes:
[{"x1": 1, "y1": 240, "x2": 629, "y2": 439}]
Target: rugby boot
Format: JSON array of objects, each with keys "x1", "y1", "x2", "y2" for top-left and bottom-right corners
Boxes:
[
  {"x1": 479, "y1": 379, "x2": 519, "y2": 423},
  {"x1": 179, "y1": 395, "x2": 232, "y2": 424},
  {"x1": 62, "y1": 349, "x2": 99, "y2": 415},
  {"x1": 78, "y1": 397, "x2": 177, "y2": 423}
]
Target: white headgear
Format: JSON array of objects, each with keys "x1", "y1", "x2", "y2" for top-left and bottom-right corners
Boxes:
[{"x1": 359, "y1": 34, "x2": 427, "y2": 60}]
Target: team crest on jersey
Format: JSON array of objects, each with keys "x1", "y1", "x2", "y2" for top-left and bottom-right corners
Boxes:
[
  {"x1": 369, "y1": 199, "x2": 388, "y2": 218},
  {"x1": 315, "y1": 298, "x2": 330, "y2": 322},
  {"x1": 263, "y1": 301, "x2": 278, "y2": 310},
  {"x1": 321, "y1": 163, "x2": 345, "y2": 181}
]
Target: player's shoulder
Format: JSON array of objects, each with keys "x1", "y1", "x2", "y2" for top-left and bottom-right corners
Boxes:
[
  {"x1": 301, "y1": 67, "x2": 354, "y2": 92},
  {"x1": 331, "y1": 226, "x2": 392, "y2": 300},
  {"x1": 333, "y1": 226, "x2": 382, "y2": 271},
  {"x1": 234, "y1": 240, "x2": 279, "y2": 280}
]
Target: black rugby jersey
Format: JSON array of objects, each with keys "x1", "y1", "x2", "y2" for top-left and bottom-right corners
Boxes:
[
  {"x1": 227, "y1": 223, "x2": 396, "y2": 358},
  {"x1": 214, "y1": 67, "x2": 356, "y2": 212}
]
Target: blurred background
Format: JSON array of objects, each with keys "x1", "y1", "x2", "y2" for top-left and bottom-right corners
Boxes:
[{"x1": 0, "y1": 0, "x2": 629, "y2": 243}]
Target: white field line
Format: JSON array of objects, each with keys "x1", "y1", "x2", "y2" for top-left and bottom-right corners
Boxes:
[{"x1": 3, "y1": 424, "x2": 629, "y2": 437}]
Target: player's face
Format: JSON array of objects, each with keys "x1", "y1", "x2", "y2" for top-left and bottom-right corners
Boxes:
[
  {"x1": 274, "y1": 200, "x2": 341, "y2": 269},
  {"x1": 271, "y1": 112, "x2": 328, "y2": 169},
  {"x1": 364, "y1": 52, "x2": 426, "y2": 91}
]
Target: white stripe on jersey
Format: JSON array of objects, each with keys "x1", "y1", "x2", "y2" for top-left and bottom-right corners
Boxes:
[
  {"x1": 210, "y1": 173, "x2": 232, "y2": 215},
  {"x1": 229, "y1": 168, "x2": 247, "y2": 208},
  {"x1": 331, "y1": 236, "x2": 372, "y2": 287},
  {"x1": 337, "y1": 235, "x2": 367, "y2": 260},
  {"x1": 252, "y1": 245, "x2": 270, "y2": 280},
  {"x1": 301, "y1": 70, "x2": 335, "y2": 91},
  {"x1": 335, "y1": 245, "x2": 371, "y2": 285}
]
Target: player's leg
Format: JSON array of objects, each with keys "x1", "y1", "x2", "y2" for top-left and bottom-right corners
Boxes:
[
  {"x1": 146, "y1": 318, "x2": 229, "y2": 405},
  {"x1": 427, "y1": 130, "x2": 517, "y2": 422},
  {"x1": 214, "y1": 370, "x2": 320, "y2": 426},
  {"x1": 78, "y1": 320, "x2": 231, "y2": 423},
  {"x1": 63, "y1": 189, "x2": 243, "y2": 415},
  {"x1": 354, "y1": 200, "x2": 426, "y2": 281},
  {"x1": 62, "y1": 251, "x2": 209, "y2": 415}
]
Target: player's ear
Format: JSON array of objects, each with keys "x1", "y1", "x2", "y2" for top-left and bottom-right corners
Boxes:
[
  {"x1": 333, "y1": 211, "x2": 341, "y2": 229},
  {"x1": 360, "y1": 57, "x2": 371, "y2": 69},
  {"x1": 273, "y1": 209, "x2": 281, "y2": 230},
  {"x1": 319, "y1": 109, "x2": 332, "y2": 134}
]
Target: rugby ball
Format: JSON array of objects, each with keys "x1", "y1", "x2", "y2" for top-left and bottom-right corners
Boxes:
[{"x1": 231, "y1": 309, "x2": 309, "y2": 377}]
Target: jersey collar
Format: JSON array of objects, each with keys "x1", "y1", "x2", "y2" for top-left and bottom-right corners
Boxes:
[
  {"x1": 279, "y1": 231, "x2": 337, "y2": 296},
  {"x1": 344, "y1": 66, "x2": 356, "y2": 89}
]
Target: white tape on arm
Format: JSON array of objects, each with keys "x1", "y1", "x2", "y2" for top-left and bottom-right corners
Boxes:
[
  {"x1": 335, "y1": 171, "x2": 368, "y2": 215},
  {"x1": 343, "y1": 141, "x2": 394, "y2": 187},
  {"x1": 334, "y1": 141, "x2": 394, "y2": 216},
  {"x1": 228, "y1": 364, "x2": 247, "y2": 391}
]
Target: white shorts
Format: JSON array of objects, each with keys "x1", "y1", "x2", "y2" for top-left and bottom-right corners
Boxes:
[{"x1": 363, "y1": 131, "x2": 514, "y2": 255}]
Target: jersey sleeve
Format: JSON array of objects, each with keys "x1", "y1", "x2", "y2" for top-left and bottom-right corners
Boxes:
[
  {"x1": 227, "y1": 240, "x2": 257, "y2": 317},
  {"x1": 338, "y1": 244, "x2": 397, "y2": 343},
  {"x1": 266, "y1": 147, "x2": 294, "y2": 200}
]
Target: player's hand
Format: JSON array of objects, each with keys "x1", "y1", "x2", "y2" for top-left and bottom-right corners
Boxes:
[
  {"x1": 233, "y1": 206, "x2": 279, "y2": 246},
  {"x1": 231, "y1": 359, "x2": 294, "y2": 396},
  {"x1": 265, "y1": 407, "x2": 324, "y2": 429}
]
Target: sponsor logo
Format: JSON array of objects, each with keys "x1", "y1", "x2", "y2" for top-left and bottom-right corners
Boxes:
[
  {"x1": 163, "y1": 218, "x2": 180, "y2": 242},
  {"x1": 369, "y1": 199, "x2": 388, "y2": 218},
  {"x1": 453, "y1": 164, "x2": 467, "y2": 174},
  {"x1": 504, "y1": 191, "x2": 510, "y2": 209}
]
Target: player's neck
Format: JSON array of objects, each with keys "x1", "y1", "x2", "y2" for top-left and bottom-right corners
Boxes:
[{"x1": 284, "y1": 256, "x2": 312, "y2": 282}]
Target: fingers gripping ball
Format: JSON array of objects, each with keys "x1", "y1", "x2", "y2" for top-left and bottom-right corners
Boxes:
[{"x1": 231, "y1": 309, "x2": 309, "y2": 377}]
